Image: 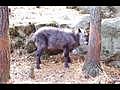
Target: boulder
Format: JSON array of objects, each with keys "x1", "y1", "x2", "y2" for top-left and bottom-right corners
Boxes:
[
  {"x1": 101, "y1": 17, "x2": 120, "y2": 56},
  {"x1": 72, "y1": 14, "x2": 90, "y2": 30},
  {"x1": 101, "y1": 17, "x2": 120, "y2": 65}
]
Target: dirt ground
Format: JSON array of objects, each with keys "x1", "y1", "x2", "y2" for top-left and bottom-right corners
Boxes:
[{"x1": 8, "y1": 49, "x2": 120, "y2": 84}]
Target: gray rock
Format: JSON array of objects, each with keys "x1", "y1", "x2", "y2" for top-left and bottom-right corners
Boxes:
[
  {"x1": 74, "y1": 14, "x2": 90, "y2": 30},
  {"x1": 101, "y1": 17, "x2": 120, "y2": 57}
]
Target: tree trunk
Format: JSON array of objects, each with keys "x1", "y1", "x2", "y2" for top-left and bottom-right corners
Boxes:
[
  {"x1": 0, "y1": 6, "x2": 10, "y2": 83},
  {"x1": 82, "y1": 6, "x2": 103, "y2": 78}
]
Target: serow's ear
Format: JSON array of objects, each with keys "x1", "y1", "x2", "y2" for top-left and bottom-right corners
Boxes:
[{"x1": 78, "y1": 28, "x2": 81, "y2": 33}]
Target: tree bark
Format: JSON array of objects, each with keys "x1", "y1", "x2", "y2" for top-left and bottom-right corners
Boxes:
[
  {"x1": 0, "y1": 6, "x2": 10, "y2": 83},
  {"x1": 82, "y1": 6, "x2": 103, "y2": 78}
]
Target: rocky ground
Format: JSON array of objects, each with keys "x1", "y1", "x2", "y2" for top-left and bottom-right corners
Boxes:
[{"x1": 8, "y1": 6, "x2": 120, "y2": 84}]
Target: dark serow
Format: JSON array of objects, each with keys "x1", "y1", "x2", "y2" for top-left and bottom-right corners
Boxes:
[{"x1": 30, "y1": 26, "x2": 87, "y2": 69}]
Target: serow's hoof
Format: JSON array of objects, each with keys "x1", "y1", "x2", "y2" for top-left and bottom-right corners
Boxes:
[
  {"x1": 68, "y1": 57, "x2": 72, "y2": 63},
  {"x1": 64, "y1": 64, "x2": 69, "y2": 68},
  {"x1": 68, "y1": 60, "x2": 72, "y2": 63},
  {"x1": 36, "y1": 65, "x2": 41, "y2": 69}
]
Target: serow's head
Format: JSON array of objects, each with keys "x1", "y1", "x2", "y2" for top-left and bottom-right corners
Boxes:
[{"x1": 77, "y1": 28, "x2": 88, "y2": 45}]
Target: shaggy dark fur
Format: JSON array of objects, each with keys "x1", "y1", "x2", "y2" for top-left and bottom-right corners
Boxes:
[{"x1": 31, "y1": 26, "x2": 87, "y2": 69}]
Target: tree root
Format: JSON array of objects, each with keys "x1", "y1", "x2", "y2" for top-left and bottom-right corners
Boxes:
[{"x1": 82, "y1": 59, "x2": 103, "y2": 78}]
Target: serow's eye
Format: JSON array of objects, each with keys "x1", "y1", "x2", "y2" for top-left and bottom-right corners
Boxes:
[{"x1": 78, "y1": 29, "x2": 81, "y2": 33}]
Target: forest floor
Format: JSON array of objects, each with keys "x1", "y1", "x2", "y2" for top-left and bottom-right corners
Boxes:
[
  {"x1": 8, "y1": 6, "x2": 120, "y2": 84},
  {"x1": 9, "y1": 49, "x2": 120, "y2": 84}
]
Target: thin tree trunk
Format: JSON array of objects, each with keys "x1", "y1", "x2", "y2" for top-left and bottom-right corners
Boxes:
[
  {"x1": 82, "y1": 6, "x2": 103, "y2": 78},
  {"x1": 0, "y1": 6, "x2": 10, "y2": 83}
]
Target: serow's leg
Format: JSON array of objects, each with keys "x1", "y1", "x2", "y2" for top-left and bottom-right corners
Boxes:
[
  {"x1": 36, "y1": 48, "x2": 43, "y2": 69},
  {"x1": 68, "y1": 56, "x2": 71, "y2": 63},
  {"x1": 63, "y1": 45, "x2": 71, "y2": 68}
]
